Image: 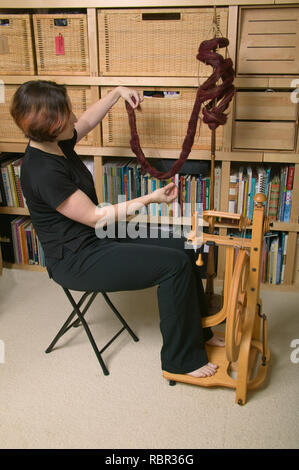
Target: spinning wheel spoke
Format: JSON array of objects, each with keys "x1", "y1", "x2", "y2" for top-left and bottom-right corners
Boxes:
[{"x1": 225, "y1": 249, "x2": 250, "y2": 363}]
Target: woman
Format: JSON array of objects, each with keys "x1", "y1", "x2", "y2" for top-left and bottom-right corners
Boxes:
[{"x1": 11, "y1": 80, "x2": 222, "y2": 378}]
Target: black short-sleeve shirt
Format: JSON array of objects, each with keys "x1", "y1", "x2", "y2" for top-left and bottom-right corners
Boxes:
[{"x1": 20, "y1": 129, "x2": 98, "y2": 260}]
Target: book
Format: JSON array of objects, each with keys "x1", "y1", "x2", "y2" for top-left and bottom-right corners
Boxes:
[
  {"x1": 269, "y1": 237, "x2": 277, "y2": 284},
  {"x1": 276, "y1": 243, "x2": 282, "y2": 284},
  {"x1": 228, "y1": 171, "x2": 238, "y2": 213},
  {"x1": 286, "y1": 165, "x2": 295, "y2": 190},
  {"x1": 268, "y1": 175, "x2": 280, "y2": 221},
  {"x1": 246, "y1": 166, "x2": 252, "y2": 218},
  {"x1": 0, "y1": 215, "x2": 20, "y2": 263},
  {"x1": 242, "y1": 177, "x2": 248, "y2": 218},
  {"x1": 278, "y1": 166, "x2": 287, "y2": 221},
  {"x1": 205, "y1": 177, "x2": 210, "y2": 211},
  {"x1": 15, "y1": 216, "x2": 30, "y2": 263},
  {"x1": 283, "y1": 190, "x2": 292, "y2": 222},
  {"x1": 1, "y1": 157, "x2": 18, "y2": 207},
  {"x1": 249, "y1": 174, "x2": 256, "y2": 220},
  {"x1": 7, "y1": 160, "x2": 19, "y2": 207},
  {"x1": 12, "y1": 158, "x2": 26, "y2": 207},
  {"x1": 237, "y1": 167, "x2": 244, "y2": 214},
  {"x1": 214, "y1": 166, "x2": 221, "y2": 211},
  {"x1": 281, "y1": 233, "x2": 288, "y2": 284},
  {"x1": 256, "y1": 166, "x2": 267, "y2": 196}
]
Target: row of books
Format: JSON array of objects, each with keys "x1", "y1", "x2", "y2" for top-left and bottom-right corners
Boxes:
[
  {"x1": 0, "y1": 215, "x2": 45, "y2": 266},
  {"x1": 229, "y1": 165, "x2": 295, "y2": 222},
  {"x1": 261, "y1": 232, "x2": 289, "y2": 285},
  {"x1": 1, "y1": 152, "x2": 296, "y2": 224},
  {"x1": 102, "y1": 159, "x2": 221, "y2": 217},
  {"x1": 0, "y1": 153, "x2": 95, "y2": 208},
  {"x1": 229, "y1": 229, "x2": 289, "y2": 284},
  {"x1": 0, "y1": 153, "x2": 27, "y2": 208}
]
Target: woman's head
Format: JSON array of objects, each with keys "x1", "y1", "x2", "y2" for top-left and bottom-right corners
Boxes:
[{"x1": 10, "y1": 80, "x2": 76, "y2": 143}]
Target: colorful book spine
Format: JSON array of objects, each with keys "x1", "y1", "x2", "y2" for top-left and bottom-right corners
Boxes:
[
  {"x1": 281, "y1": 233, "x2": 288, "y2": 284},
  {"x1": 268, "y1": 177, "x2": 280, "y2": 221},
  {"x1": 283, "y1": 190, "x2": 292, "y2": 222},
  {"x1": 228, "y1": 172, "x2": 238, "y2": 214},
  {"x1": 276, "y1": 245, "x2": 282, "y2": 284},
  {"x1": 249, "y1": 176, "x2": 256, "y2": 220}
]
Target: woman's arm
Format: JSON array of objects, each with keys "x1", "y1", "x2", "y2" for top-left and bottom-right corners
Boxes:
[
  {"x1": 75, "y1": 86, "x2": 142, "y2": 143},
  {"x1": 56, "y1": 182, "x2": 178, "y2": 229}
]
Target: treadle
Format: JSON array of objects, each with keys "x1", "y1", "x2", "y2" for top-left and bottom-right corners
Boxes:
[
  {"x1": 163, "y1": 343, "x2": 236, "y2": 389},
  {"x1": 163, "y1": 338, "x2": 270, "y2": 394}
]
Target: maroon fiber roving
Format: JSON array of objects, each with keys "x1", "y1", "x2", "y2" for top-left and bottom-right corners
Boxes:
[{"x1": 125, "y1": 37, "x2": 235, "y2": 180}]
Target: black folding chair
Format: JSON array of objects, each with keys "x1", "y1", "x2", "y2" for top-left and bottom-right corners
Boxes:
[{"x1": 45, "y1": 287, "x2": 139, "y2": 375}]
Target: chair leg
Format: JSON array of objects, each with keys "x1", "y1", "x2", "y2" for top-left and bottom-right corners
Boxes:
[
  {"x1": 62, "y1": 288, "x2": 110, "y2": 375},
  {"x1": 101, "y1": 292, "x2": 139, "y2": 343},
  {"x1": 46, "y1": 288, "x2": 139, "y2": 376},
  {"x1": 45, "y1": 291, "x2": 91, "y2": 354}
]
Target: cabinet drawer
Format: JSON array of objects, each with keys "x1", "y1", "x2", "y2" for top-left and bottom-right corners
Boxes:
[
  {"x1": 0, "y1": 85, "x2": 27, "y2": 143},
  {"x1": 98, "y1": 8, "x2": 228, "y2": 77},
  {"x1": 237, "y1": 7, "x2": 299, "y2": 75},
  {"x1": 0, "y1": 85, "x2": 99, "y2": 146},
  {"x1": 66, "y1": 86, "x2": 100, "y2": 146},
  {"x1": 0, "y1": 14, "x2": 35, "y2": 75},
  {"x1": 33, "y1": 14, "x2": 90, "y2": 75},
  {"x1": 233, "y1": 122, "x2": 296, "y2": 151},
  {"x1": 235, "y1": 92, "x2": 298, "y2": 121}
]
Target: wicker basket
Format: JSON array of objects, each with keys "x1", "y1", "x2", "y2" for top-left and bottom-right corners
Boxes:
[
  {"x1": 0, "y1": 15, "x2": 35, "y2": 75},
  {"x1": 101, "y1": 87, "x2": 223, "y2": 150},
  {"x1": 0, "y1": 85, "x2": 98, "y2": 145},
  {"x1": 0, "y1": 85, "x2": 27, "y2": 143},
  {"x1": 66, "y1": 86, "x2": 99, "y2": 146},
  {"x1": 98, "y1": 8, "x2": 228, "y2": 77},
  {"x1": 33, "y1": 14, "x2": 89, "y2": 75}
]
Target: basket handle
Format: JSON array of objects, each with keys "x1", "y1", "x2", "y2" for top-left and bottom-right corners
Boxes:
[
  {"x1": 54, "y1": 18, "x2": 68, "y2": 27},
  {"x1": 142, "y1": 13, "x2": 180, "y2": 21},
  {"x1": 143, "y1": 90, "x2": 180, "y2": 99},
  {"x1": 0, "y1": 19, "x2": 10, "y2": 26}
]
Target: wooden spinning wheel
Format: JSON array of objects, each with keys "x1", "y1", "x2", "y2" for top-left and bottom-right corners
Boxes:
[
  {"x1": 225, "y1": 249, "x2": 250, "y2": 363},
  {"x1": 163, "y1": 193, "x2": 271, "y2": 405}
]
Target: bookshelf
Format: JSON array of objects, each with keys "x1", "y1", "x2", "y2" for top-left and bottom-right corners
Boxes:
[{"x1": 0, "y1": 1, "x2": 299, "y2": 289}]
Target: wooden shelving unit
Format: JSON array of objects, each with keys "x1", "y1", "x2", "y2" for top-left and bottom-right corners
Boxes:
[{"x1": 0, "y1": 0, "x2": 299, "y2": 288}]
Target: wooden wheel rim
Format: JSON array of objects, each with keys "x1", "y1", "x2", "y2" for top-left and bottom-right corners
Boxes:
[{"x1": 225, "y1": 249, "x2": 249, "y2": 363}]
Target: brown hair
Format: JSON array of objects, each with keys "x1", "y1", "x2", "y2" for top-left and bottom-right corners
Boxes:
[{"x1": 10, "y1": 80, "x2": 71, "y2": 142}]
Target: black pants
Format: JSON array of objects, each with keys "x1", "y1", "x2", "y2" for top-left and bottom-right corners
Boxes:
[{"x1": 46, "y1": 224, "x2": 212, "y2": 374}]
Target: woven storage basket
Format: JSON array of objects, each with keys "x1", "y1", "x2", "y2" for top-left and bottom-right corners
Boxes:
[
  {"x1": 66, "y1": 86, "x2": 98, "y2": 146},
  {"x1": 0, "y1": 85, "x2": 97, "y2": 145},
  {"x1": 33, "y1": 14, "x2": 89, "y2": 75},
  {"x1": 98, "y1": 8, "x2": 228, "y2": 77},
  {"x1": 0, "y1": 85, "x2": 27, "y2": 143},
  {"x1": 101, "y1": 87, "x2": 223, "y2": 151},
  {"x1": 0, "y1": 15, "x2": 35, "y2": 75},
  {"x1": 237, "y1": 7, "x2": 299, "y2": 75}
]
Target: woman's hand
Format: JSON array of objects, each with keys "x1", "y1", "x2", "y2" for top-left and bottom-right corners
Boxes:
[
  {"x1": 149, "y1": 182, "x2": 178, "y2": 205},
  {"x1": 117, "y1": 86, "x2": 143, "y2": 109}
]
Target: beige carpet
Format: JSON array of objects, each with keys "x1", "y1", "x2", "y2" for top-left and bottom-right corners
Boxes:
[{"x1": 0, "y1": 267, "x2": 298, "y2": 449}]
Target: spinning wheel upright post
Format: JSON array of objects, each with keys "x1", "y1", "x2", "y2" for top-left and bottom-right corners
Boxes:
[{"x1": 204, "y1": 6, "x2": 217, "y2": 307}]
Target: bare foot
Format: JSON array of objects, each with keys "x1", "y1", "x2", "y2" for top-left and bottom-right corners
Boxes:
[
  {"x1": 206, "y1": 334, "x2": 225, "y2": 347},
  {"x1": 187, "y1": 362, "x2": 218, "y2": 378}
]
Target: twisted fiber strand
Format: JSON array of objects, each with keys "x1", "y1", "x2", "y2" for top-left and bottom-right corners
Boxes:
[{"x1": 125, "y1": 37, "x2": 235, "y2": 180}]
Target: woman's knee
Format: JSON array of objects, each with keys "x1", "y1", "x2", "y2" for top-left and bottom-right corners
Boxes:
[{"x1": 168, "y1": 249, "x2": 193, "y2": 277}]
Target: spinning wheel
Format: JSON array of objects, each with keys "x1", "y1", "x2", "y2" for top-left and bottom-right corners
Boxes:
[
  {"x1": 225, "y1": 249, "x2": 250, "y2": 362},
  {"x1": 163, "y1": 194, "x2": 270, "y2": 405}
]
